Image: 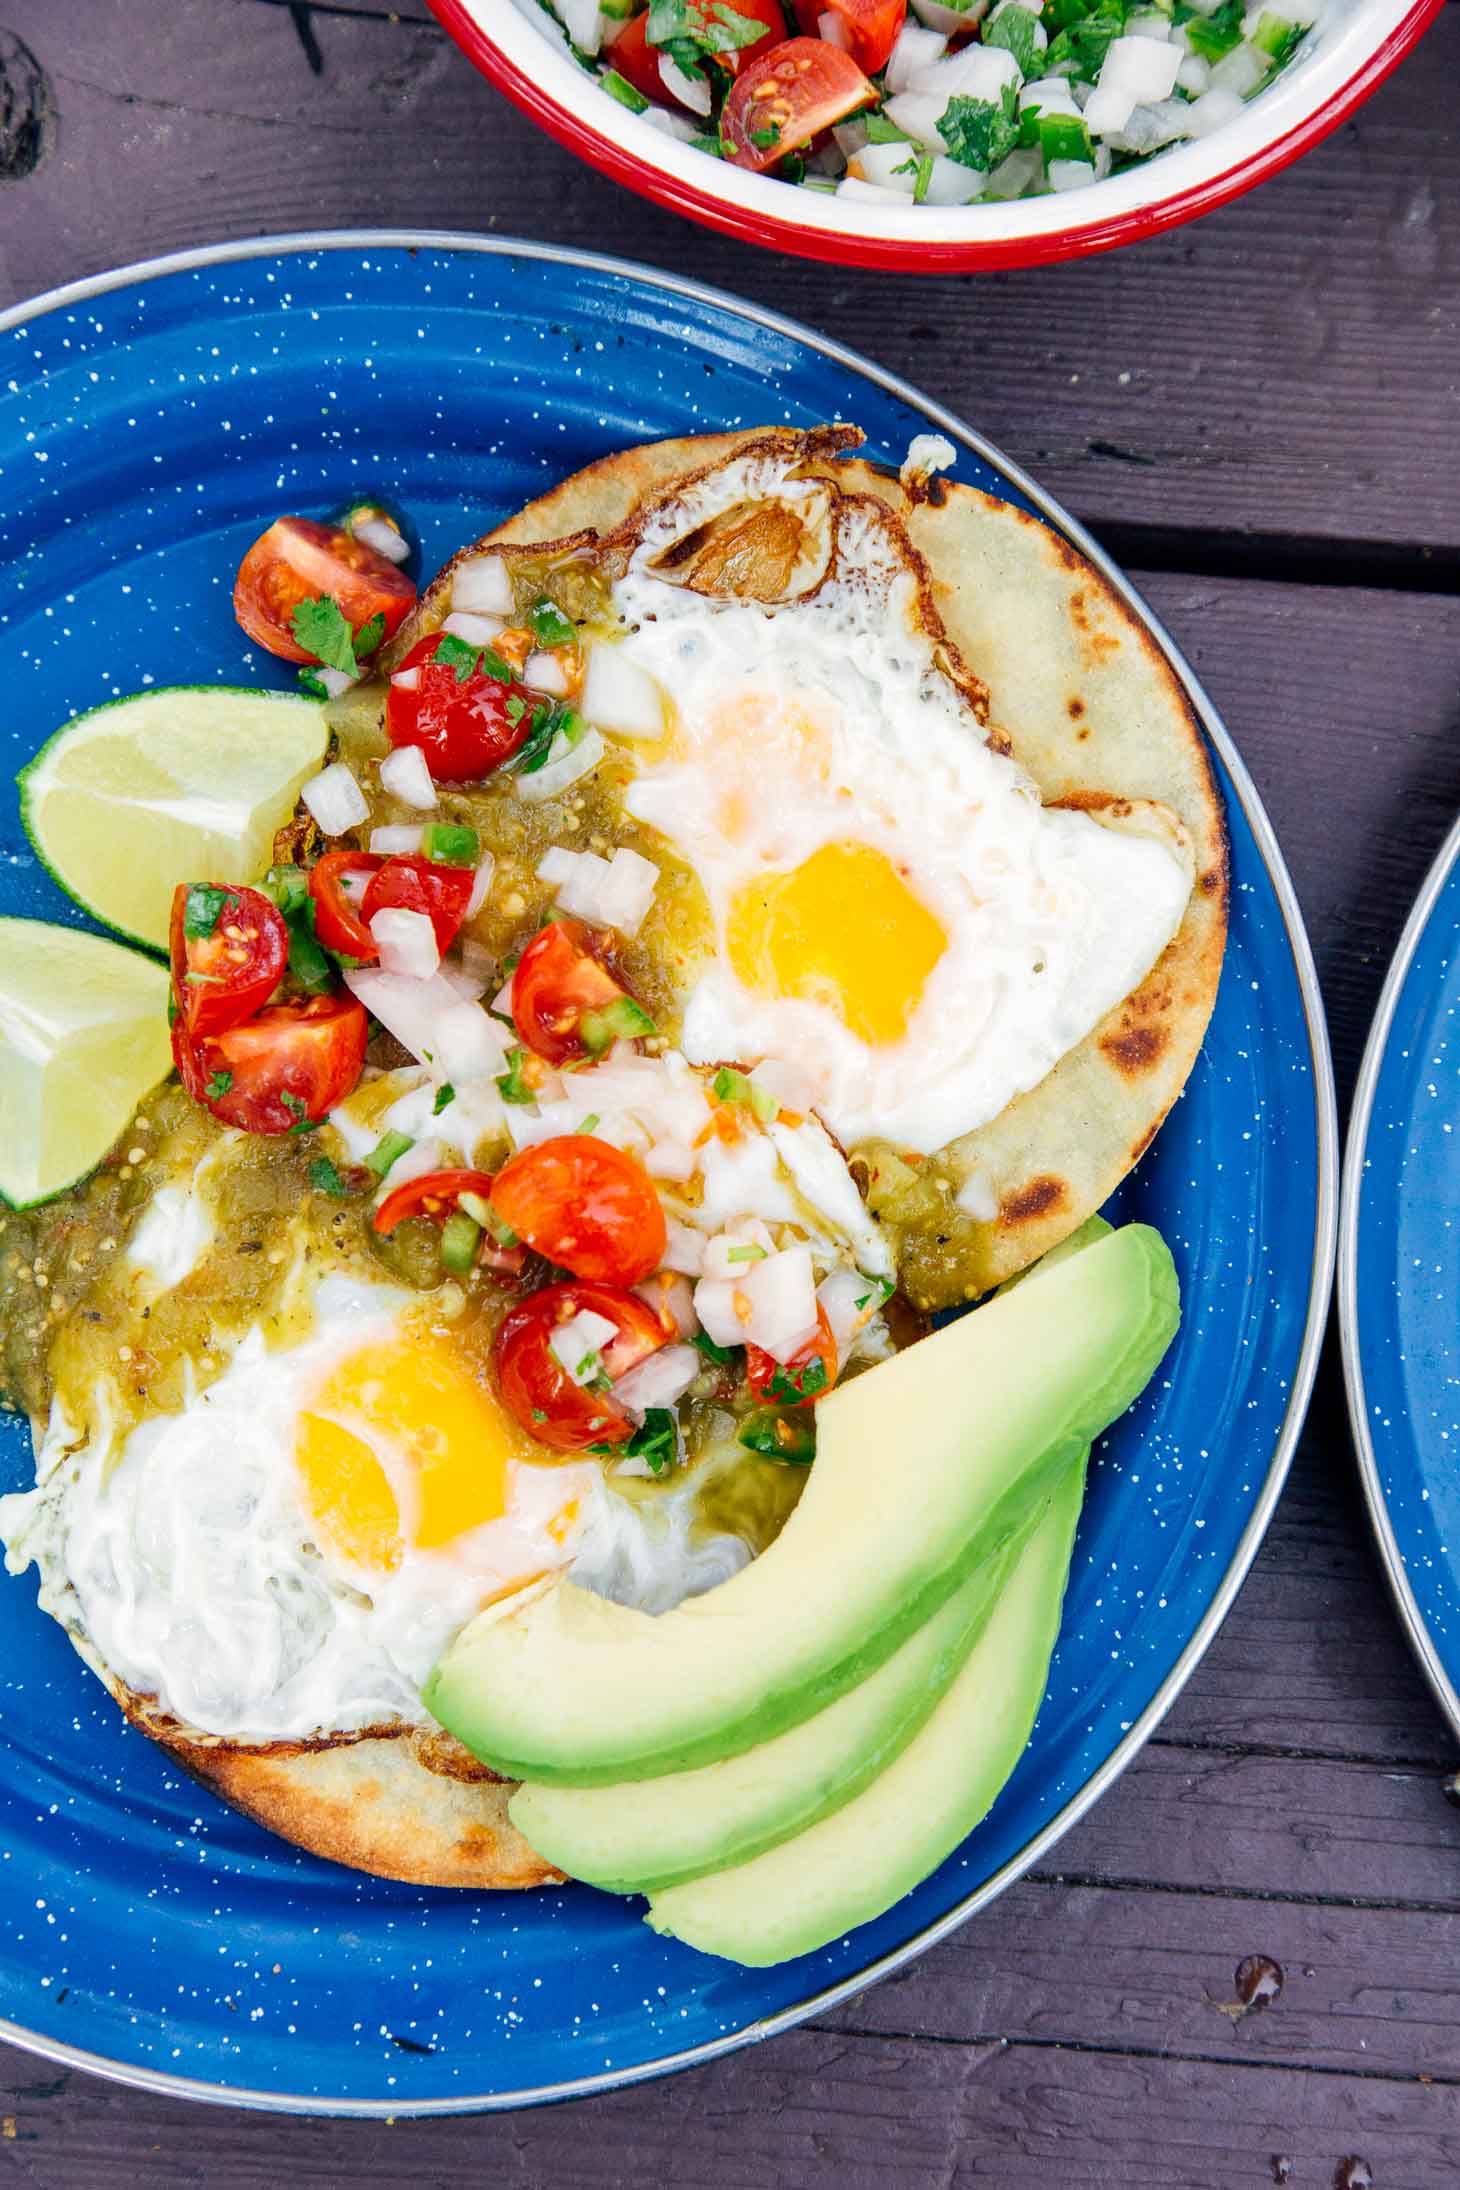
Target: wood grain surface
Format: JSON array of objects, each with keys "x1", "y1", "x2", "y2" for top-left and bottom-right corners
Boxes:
[{"x1": 1, "y1": 2, "x2": 1458, "y2": 2182}]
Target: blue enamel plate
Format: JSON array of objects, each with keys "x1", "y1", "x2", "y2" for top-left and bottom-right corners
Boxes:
[
  {"x1": 1342, "y1": 817, "x2": 1460, "y2": 1735},
  {"x1": 0, "y1": 234, "x2": 1335, "y2": 2115}
]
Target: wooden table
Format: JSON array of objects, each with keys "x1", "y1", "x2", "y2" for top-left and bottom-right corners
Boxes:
[{"x1": 2, "y1": 4, "x2": 1458, "y2": 2180}]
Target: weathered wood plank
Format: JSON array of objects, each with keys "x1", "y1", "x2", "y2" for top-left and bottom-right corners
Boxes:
[
  {"x1": 829, "y1": 1874, "x2": 1460, "y2": 2082},
  {"x1": 0, "y1": 0, "x2": 1455, "y2": 558},
  {"x1": 0, "y1": 2024, "x2": 1450, "y2": 2186}
]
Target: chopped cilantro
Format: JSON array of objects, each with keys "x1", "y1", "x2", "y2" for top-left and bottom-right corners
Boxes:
[
  {"x1": 624, "y1": 1409, "x2": 679, "y2": 1476},
  {"x1": 864, "y1": 112, "x2": 911, "y2": 143},
  {"x1": 750, "y1": 125, "x2": 782, "y2": 150},
  {"x1": 434, "y1": 631, "x2": 484, "y2": 683},
  {"x1": 1249, "y1": 8, "x2": 1298, "y2": 59},
  {"x1": 692, "y1": 1330, "x2": 736, "y2": 1367},
  {"x1": 205, "y1": 1069, "x2": 234, "y2": 1101},
  {"x1": 912, "y1": 150, "x2": 934, "y2": 204},
  {"x1": 354, "y1": 611, "x2": 385, "y2": 658},
  {"x1": 528, "y1": 596, "x2": 576, "y2": 648},
  {"x1": 308, "y1": 1154, "x2": 349, "y2": 1197},
  {"x1": 480, "y1": 647, "x2": 515, "y2": 685},
  {"x1": 939, "y1": 84, "x2": 1021, "y2": 173},
  {"x1": 262, "y1": 864, "x2": 308, "y2": 918},
  {"x1": 433, "y1": 1083, "x2": 455, "y2": 1115},
  {"x1": 765, "y1": 1355, "x2": 829, "y2": 1404},
  {"x1": 182, "y1": 884, "x2": 230, "y2": 940},
  {"x1": 290, "y1": 595, "x2": 366, "y2": 676},
  {"x1": 281, "y1": 1091, "x2": 319, "y2": 1134},
  {"x1": 504, "y1": 694, "x2": 528, "y2": 726},
  {"x1": 1044, "y1": 7, "x2": 1126, "y2": 73},
  {"x1": 646, "y1": 0, "x2": 767, "y2": 78},
  {"x1": 285, "y1": 897, "x2": 333, "y2": 994},
  {"x1": 1182, "y1": 0, "x2": 1244, "y2": 56},
  {"x1": 496, "y1": 1046, "x2": 535, "y2": 1104},
  {"x1": 985, "y1": 3, "x2": 1043, "y2": 74},
  {"x1": 510, "y1": 700, "x2": 577, "y2": 776}
]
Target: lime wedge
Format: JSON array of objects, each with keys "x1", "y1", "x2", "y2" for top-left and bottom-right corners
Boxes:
[
  {"x1": 0, "y1": 919, "x2": 172, "y2": 1208},
  {"x1": 19, "y1": 686, "x2": 327, "y2": 950}
]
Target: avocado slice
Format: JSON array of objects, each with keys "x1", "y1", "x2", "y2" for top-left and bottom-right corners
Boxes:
[
  {"x1": 509, "y1": 1514, "x2": 1033, "y2": 1894},
  {"x1": 645, "y1": 1455, "x2": 1088, "y2": 1966},
  {"x1": 424, "y1": 1222, "x2": 1177, "y2": 1784}
]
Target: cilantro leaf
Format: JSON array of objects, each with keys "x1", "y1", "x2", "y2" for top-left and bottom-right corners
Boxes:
[
  {"x1": 939, "y1": 83, "x2": 1021, "y2": 173},
  {"x1": 435, "y1": 631, "x2": 484, "y2": 682},
  {"x1": 290, "y1": 596, "x2": 360, "y2": 675},
  {"x1": 205, "y1": 1069, "x2": 234, "y2": 1100},
  {"x1": 692, "y1": 1329, "x2": 737, "y2": 1367},
  {"x1": 496, "y1": 1046, "x2": 535, "y2": 1104},
  {"x1": 765, "y1": 1355, "x2": 829, "y2": 1404},
  {"x1": 1044, "y1": 7, "x2": 1126, "y2": 73},
  {"x1": 433, "y1": 1083, "x2": 456, "y2": 1115},
  {"x1": 985, "y1": 3, "x2": 1043, "y2": 74},
  {"x1": 182, "y1": 884, "x2": 230, "y2": 940},
  {"x1": 308, "y1": 1154, "x2": 349, "y2": 1197},
  {"x1": 625, "y1": 1408, "x2": 678, "y2": 1476}
]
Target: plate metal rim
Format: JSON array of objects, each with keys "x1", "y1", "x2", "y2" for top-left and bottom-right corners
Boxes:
[
  {"x1": 0, "y1": 227, "x2": 1340, "y2": 2118},
  {"x1": 1339, "y1": 810, "x2": 1460, "y2": 1744}
]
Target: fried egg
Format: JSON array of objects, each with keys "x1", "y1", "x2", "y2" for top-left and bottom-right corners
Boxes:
[{"x1": 608, "y1": 453, "x2": 1194, "y2": 1156}]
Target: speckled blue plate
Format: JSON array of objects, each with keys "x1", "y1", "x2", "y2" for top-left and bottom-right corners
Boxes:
[
  {"x1": 0, "y1": 234, "x2": 1336, "y2": 2115},
  {"x1": 1341, "y1": 817, "x2": 1460, "y2": 1739}
]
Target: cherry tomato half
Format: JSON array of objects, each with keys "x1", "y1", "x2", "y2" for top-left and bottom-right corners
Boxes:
[
  {"x1": 511, "y1": 918, "x2": 653, "y2": 1068},
  {"x1": 168, "y1": 882, "x2": 288, "y2": 1041},
  {"x1": 307, "y1": 849, "x2": 383, "y2": 959},
  {"x1": 490, "y1": 1136, "x2": 667, "y2": 1287},
  {"x1": 385, "y1": 633, "x2": 536, "y2": 785},
  {"x1": 746, "y1": 1304, "x2": 839, "y2": 1408},
  {"x1": 721, "y1": 37, "x2": 876, "y2": 168},
  {"x1": 233, "y1": 518, "x2": 416, "y2": 666},
  {"x1": 360, "y1": 855, "x2": 474, "y2": 956},
  {"x1": 611, "y1": 1, "x2": 786, "y2": 106},
  {"x1": 373, "y1": 1167, "x2": 497, "y2": 1235},
  {"x1": 791, "y1": 0, "x2": 903, "y2": 73},
  {"x1": 174, "y1": 992, "x2": 368, "y2": 1136},
  {"x1": 495, "y1": 1280, "x2": 668, "y2": 1452}
]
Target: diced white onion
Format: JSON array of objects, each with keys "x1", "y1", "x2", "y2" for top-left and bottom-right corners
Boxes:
[
  {"x1": 850, "y1": 142, "x2": 921, "y2": 192},
  {"x1": 836, "y1": 177, "x2": 909, "y2": 205},
  {"x1": 451, "y1": 555, "x2": 515, "y2": 617},
  {"x1": 345, "y1": 968, "x2": 457, "y2": 1064},
  {"x1": 910, "y1": 43, "x2": 1019, "y2": 101},
  {"x1": 886, "y1": 19, "x2": 947, "y2": 90},
  {"x1": 1175, "y1": 51, "x2": 1212, "y2": 92},
  {"x1": 316, "y1": 667, "x2": 356, "y2": 701},
  {"x1": 692, "y1": 1277, "x2": 750, "y2": 1350},
  {"x1": 640, "y1": 105, "x2": 700, "y2": 142},
  {"x1": 659, "y1": 53, "x2": 711, "y2": 114},
  {"x1": 883, "y1": 92, "x2": 949, "y2": 152},
  {"x1": 613, "y1": 1343, "x2": 700, "y2": 1417},
  {"x1": 535, "y1": 843, "x2": 659, "y2": 936},
  {"x1": 490, "y1": 975, "x2": 516, "y2": 1021},
  {"x1": 741, "y1": 1246, "x2": 819, "y2": 1365},
  {"x1": 300, "y1": 761, "x2": 369, "y2": 837},
  {"x1": 391, "y1": 666, "x2": 421, "y2": 693},
  {"x1": 580, "y1": 643, "x2": 666, "y2": 741},
  {"x1": 524, "y1": 649, "x2": 572, "y2": 698},
  {"x1": 833, "y1": 118, "x2": 870, "y2": 157},
  {"x1": 465, "y1": 852, "x2": 496, "y2": 920},
  {"x1": 817, "y1": 1266, "x2": 878, "y2": 1360},
  {"x1": 1083, "y1": 36, "x2": 1182, "y2": 135},
  {"x1": 749, "y1": 1057, "x2": 815, "y2": 1116},
  {"x1": 1209, "y1": 40, "x2": 1269, "y2": 94},
  {"x1": 644, "y1": 1139, "x2": 697, "y2": 1183},
  {"x1": 1124, "y1": 8, "x2": 1172, "y2": 35},
  {"x1": 516, "y1": 726, "x2": 606, "y2": 803},
  {"x1": 635, "y1": 1272, "x2": 699, "y2": 1340},
  {"x1": 378, "y1": 743, "x2": 437, "y2": 810},
  {"x1": 551, "y1": 1308, "x2": 619, "y2": 1384},
  {"x1": 369, "y1": 907, "x2": 440, "y2": 980},
  {"x1": 921, "y1": 155, "x2": 986, "y2": 205},
  {"x1": 1020, "y1": 74, "x2": 1080, "y2": 115},
  {"x1": 353, "y1": 515, "x2": 409, "y2": 563},
  {"x1": 703, "y1": 1220, "x2": 776, "y2": 1283},
  {"x1": 555, "y1": 0, "x2": 606, "y2": 54},
  {"x1": 597, "y1": 847, "x2": 659, "y2": 936},
  {"x1": 1048, "y1": 157, "x2": 1098, "y2": 190},
  {"x1": 373, "y1": 1135, "x2": 442, "y2": 1199},
  {"x1": 985, "y1": 146, "x2": 1042, "y2": 198},
  {"x1": 435, "y1": 998, "x2": 508, "y2": 1084},
  {"x1": 1106, "y1": 96, "x2": 1193, "y2": 153},
  {"x1": 909, "y1": 0, "x2": 988, "y2": 29},
  {"x1": 438, "y1": 959, "x2": 489, "y2": 1004},
  {"x1": 817, "y1": 8, "x2": 853, "y2": 45},
  {"x1": 369, "y1": 823, "x2": 421, "y2": 855},
  {"x1": 1182, "y1": 82, "x2": 1246, "y2": 132},
  {"x1": 442, "y1": 609, "x2": 506, "y2": 648},
  {"x1": 662, "y1": 1223, "x2": 706, "y2": 1277}
]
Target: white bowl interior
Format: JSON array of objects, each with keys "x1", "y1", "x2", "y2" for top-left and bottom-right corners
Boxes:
[{"x1": 475, "y1": 0, "x2": 1408, "y2": 247}]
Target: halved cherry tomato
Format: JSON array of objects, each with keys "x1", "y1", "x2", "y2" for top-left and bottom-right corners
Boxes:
[
  {"x1": 307, "y1": 849, "x2": 384, "y2": 959},
  {"x1": 360, "y1": 855, "x2": 474, "y2": 955},
  {"x1": 791, "y1": 0, "x2": 903, "y2": 73},
  {"x1": 173, "y1": 992, "x2": 367, "y2": 1135},
  {"x1": 721, "y1": 37, "x2": 876, "y2": 168},
  {"x1": 495, "y1": 1280, "x2": 668, "y2": 1452},
  {"x1": 610, "y1": 1, "x2": 786, "y2": 107},
  {"x1": 168, "y1": 882, "x2": 288, "y2": 1041},
  {"x1": 234, "y1": 517, "x2": 416, "y2": 666},
  {"x1": 373, "y1": 1167, "x2": 497, "y2": 1235},
  {"x1": 385, "y1": 633, "x2": 537, "y2": 785},
  {"x1": 512, "y1": 918, "x2": 653, "y2": 1068},
  {"x1": 490, "y1": 1136, "x2": 667, "y2": 1286},
  {"x1": 745, "y1": 1303, "x2": 838, "y2": 1408}
]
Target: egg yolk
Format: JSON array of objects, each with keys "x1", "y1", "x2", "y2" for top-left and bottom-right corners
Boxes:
[
  {"x1": 726, "y1": 840, "x2": 947, "y2": 1046},
  {"x1": 295, "y1": 1335, "x2": 540, "y2": 1572}
]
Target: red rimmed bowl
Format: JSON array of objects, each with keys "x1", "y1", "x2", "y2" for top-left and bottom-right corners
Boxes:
[{"x1": 429, "y1": 0, "x2": 1441, "y2": 271}]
